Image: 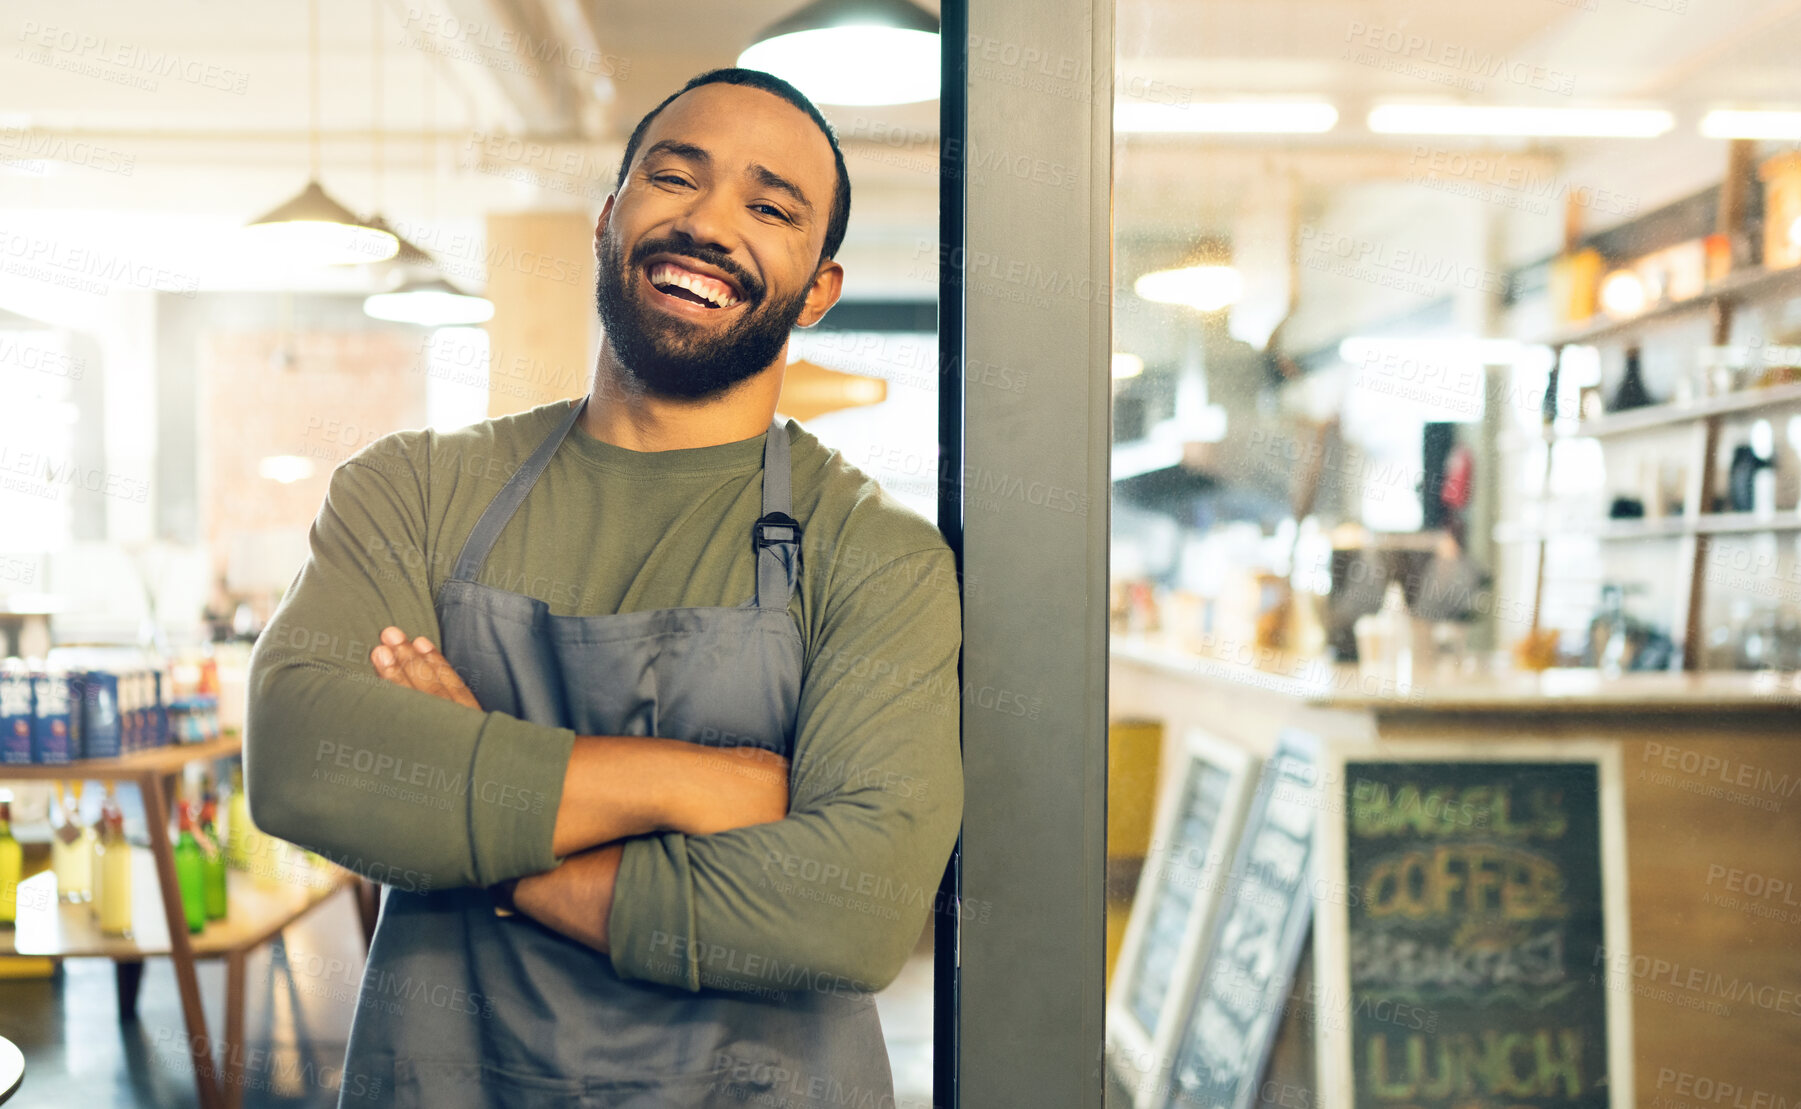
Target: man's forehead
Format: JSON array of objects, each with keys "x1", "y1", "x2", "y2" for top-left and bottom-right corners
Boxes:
[{"x1": 639, "y1": 83, "x2": 835, "y2": 186}]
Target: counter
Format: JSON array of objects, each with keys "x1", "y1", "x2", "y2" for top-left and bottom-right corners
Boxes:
[{"x1": 1109, "y1": 633, "x2": 1801, "y2": 1107}]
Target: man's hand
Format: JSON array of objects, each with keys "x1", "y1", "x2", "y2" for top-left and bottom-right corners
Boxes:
[{"x1": 369, "y1": 626, "x2": 481, "y2": 710}]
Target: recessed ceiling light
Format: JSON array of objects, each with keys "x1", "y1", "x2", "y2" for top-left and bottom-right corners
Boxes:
[
  {"x1": 1116, "y1": 100, "x2": 1338, "y2": 134},
  {"x1": 1368, "y1": 104, "x2": 1673, "y2": 138},
  {"x1": 1700, "y1": 109, "x2": 1801, "y2": 140}
]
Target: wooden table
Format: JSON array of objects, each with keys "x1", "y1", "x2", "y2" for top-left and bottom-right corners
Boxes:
[{"x1": 0, "y1": 735, "x2": 369, "y2": 1109}]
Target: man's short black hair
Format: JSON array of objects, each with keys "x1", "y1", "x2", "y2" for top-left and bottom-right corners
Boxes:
[{"x1": 613, "y1": 68, "x2": 851, "y2": 264}]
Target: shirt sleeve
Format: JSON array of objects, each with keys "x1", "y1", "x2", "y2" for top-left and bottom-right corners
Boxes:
[
  {"x1": 605, "y1": 547, "x2": 965, "y2": 994},
  {"x1": 243, "y1": 436, "x2": 574, "y2": 892}
]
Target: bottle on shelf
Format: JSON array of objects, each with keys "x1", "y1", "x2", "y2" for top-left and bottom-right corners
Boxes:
[
  {"x1": 225, "y1": 765, "x2": 264, "y2": 880},
  {"x1": 174, "y1": 801, "x2": 206, "y2": 934},
  {"x1": 1354, "y1": 582, "x2": 1415, "y2": 689},
  {"x1": 199, "y1": 783, "x2": 227, "y2": 922},
  {"x1": 95, "y1": 791, "x2": 132, "y2": 937},
  {"x1": 51, "y1": 781, "x2": 93, "y2": 903},
  {"x1": 0, "y1": 793, "x2": 22, "y2": 927}
]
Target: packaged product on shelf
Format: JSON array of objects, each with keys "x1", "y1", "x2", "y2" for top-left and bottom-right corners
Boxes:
[
  {"x1": 117, "y1": 671, "x2": 138, "y2": 755},
  {"x1": 150, "y1": 670, "x2": 169, "y2": 747},
  {"x1": 168, "y1": 695, "x2": 220, "y2": 743},
  {"x1": 79, "y1": 670, "x2": 122, "y2": 760},
  {"x1": 30, "y1": 669, "x2": 77, "y2": 764},
  {"x1": 0, "y1": 664, "x2": 31, "y2": 765}
]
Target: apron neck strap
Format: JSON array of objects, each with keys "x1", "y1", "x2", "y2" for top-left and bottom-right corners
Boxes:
[
  {"x1": 450, "y1": 397, "x2": 587, "y2": 584},
  {"x1": 448, "y1": 399, "x2": 801, "y2": 612}
]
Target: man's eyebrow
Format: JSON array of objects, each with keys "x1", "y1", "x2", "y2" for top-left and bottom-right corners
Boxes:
[
  {"x1": 748, "y1": 163, "x2": 815, "y2": 217},
  {"x1": 640, "y1": 139, "x2": 709, "y2": 167}
]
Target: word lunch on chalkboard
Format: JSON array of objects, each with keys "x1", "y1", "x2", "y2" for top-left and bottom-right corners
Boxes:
[
  {"x1": 1162, "y1": 729, "x2": 1321, "y2": 1109},
  {"x1": 1314, "y1": 742, "x2": 1633, "y2": 1109},
  {"x1": 1107, "y1": 729, "x2": 1258, "y2": 1108}
]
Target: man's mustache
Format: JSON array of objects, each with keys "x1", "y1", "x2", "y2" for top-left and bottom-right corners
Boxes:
[{"x1": 627, "y1": 236, "x2": 764, "y2": 304}]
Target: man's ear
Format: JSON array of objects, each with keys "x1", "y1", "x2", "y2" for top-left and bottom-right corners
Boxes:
[
  {"x1": 795, "y1": 258, "x2": 844, "y2": 329},
  {"x1": 592, "y1": 195, "x2": 615, "y2": 262}
]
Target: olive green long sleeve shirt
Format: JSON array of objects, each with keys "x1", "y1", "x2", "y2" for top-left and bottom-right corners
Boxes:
[{"x1": 245, "y1": 400, "x2": 963, "y2": 993}]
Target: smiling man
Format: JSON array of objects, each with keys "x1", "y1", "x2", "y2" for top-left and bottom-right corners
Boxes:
[{"x1": 245, "y1": 69, "x2": 963, "y2": 1108}]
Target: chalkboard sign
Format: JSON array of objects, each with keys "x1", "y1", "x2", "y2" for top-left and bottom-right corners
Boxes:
[
  {"x1": 1314, "y1": 742, "x2": 1633, "y2": 1109},
  {"x1": 1108, "y1": 729, "x2": 1257, "y2": 1109},
  {"x1": 1162, "y1": 729, "x2": 1320, "y2": 1109}
]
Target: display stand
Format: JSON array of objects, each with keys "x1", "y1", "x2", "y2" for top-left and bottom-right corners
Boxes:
[{"x1": 0, "y1": 735, "x2": 367, "y2": 1109}]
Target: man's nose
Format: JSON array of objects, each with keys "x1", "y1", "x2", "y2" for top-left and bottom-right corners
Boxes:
[{"x1": 668, "y1": 188, "x2": 738, "y2": 255}]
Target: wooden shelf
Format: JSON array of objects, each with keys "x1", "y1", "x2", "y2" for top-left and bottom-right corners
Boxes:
[
  {"x1": 1496, "y1": 510, "x2": 1801, "y2": 542},
  {"x1": 0, "y1": 733, "x2": 239, "y2": 781},
  {"x1": 0, "y1": 849, "x2": 350, "y2": 960},
  {"x1": 1542, "y1": 264, "x2": 1801, "y2": 347},
  {"x1": 1554, "y1": 381, "x2": 1801, "y2": 439}
]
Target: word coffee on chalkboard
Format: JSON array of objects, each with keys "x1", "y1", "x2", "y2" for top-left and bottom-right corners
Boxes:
[
  {"x1": 1334, "y1": 756, "x2": 1625, "y2": 1109},
  {"x1": 1108, "y1": 730, "x2": 1256, "y2": 1109},
  {"x1": 1164, "y1": 730, "x2": 1318, "y2": 1109}
]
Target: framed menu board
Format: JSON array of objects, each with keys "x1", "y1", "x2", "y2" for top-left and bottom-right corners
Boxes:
[
  {"x1": 1314, "y1": 742, "x2": 1633, "y2": 1109},
  {"x1": 1161, "y1": 729, "x2": 1320, "y2": 1109},
  {"x1": 1107, "y1": 728, "x2": 1257, "y2": 1108}
]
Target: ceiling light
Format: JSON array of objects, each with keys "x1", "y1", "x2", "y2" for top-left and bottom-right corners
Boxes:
[
  {"x1": 739, "y1": 0, "x2": 939, "y2": 106},
  {"x1": 365, "y1": 276, "x2": 496, "y2": 326},
  {"x1": 1134, "y1": 265, "x2": 1244, "y2": 311},
  {"x1": 244, "y1": 0, "x2": 397, "y2": 266},
  {"x1": 1111, "y1": 353, "x2": 1144, "y2": 380},
  {"x1": 1116, "y1": 100, "x2": 1338, "y2": 134},
  {"x1": 242, "y1": 181, "x2": 399, "y2": 267},
  {"x1": 1368, "y1": 104, "x2": 1674, "y2": 138},
  {"x1": 1701, "y1": 109, "x2": 1801, "y2": 140}
]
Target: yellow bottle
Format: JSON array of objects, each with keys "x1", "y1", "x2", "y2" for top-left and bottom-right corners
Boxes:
[
  {"x1": 96, "y1": 792, "x2": 132, "y2": 938},
  {"x1": 225, "y1": 766, "x2": 252, "y2": 870},
  {"x1": 0, "y1": 793, "x2": 22, "y2": 927},
  {"x1": 52, "y1": 781, "x2": 93, "y2": 903}
]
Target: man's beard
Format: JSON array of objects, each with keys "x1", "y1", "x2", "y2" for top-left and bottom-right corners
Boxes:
[{"x1": 596, "y1": 230, "x2": 812, "y2": 401}]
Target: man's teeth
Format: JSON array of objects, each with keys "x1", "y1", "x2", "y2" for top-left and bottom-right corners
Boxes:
[{"x1": 648, "y1": 262, "x2": 741, "y2": 308}]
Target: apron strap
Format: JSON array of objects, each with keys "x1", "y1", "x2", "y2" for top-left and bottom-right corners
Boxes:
[
  {"x1": 449, "y1": 400, "x2": 802, "y2": 611},
  {"x1": 450, "y1": 398, "x2": 587, "y2": 583},
  {"x1": 754, "y1": 419, "x2": 801, "y2": 611}
]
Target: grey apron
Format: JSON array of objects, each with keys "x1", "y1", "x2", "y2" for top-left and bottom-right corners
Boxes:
[{"x1": 339, "y1": 397, "x2": 893, "y2": 1108}]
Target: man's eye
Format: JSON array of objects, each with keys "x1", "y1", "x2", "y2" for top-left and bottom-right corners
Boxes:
[
  {"x1": 752, "y1": 203, "x2": 791, "y2": 222},
  {"x1": 652, "y1": 173, "x2": 690, "y2": 187}
]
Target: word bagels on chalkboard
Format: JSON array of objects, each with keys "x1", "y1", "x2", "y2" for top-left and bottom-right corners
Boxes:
[{"x1": 1315, "y1": 744, "x2": 1632, "y2": 1109}]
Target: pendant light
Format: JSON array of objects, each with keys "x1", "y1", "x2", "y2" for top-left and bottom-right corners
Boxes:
[
  {"x1": 358, "y1": 0, "x2": 492, "y2": 325},
  {"x1": 738, "y1": 0, "x2": 939, "y2": 106},
  {"x1": 243, "y1": 0, "x2": 397, "y2": 266}
]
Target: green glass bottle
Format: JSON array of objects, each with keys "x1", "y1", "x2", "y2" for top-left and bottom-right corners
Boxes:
[
  {"x1": 0, "y1": 795, "x2": 22, "y2": 927},
  {"x1": 174, "y1": 801, "x2": 206, "y2": 934},
  {"x1": 199, "y1": 789, "x2": 227, "y2": 921}
]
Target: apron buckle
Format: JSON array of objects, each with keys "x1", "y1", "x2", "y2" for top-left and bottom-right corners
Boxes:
[{"x1": 752, "y1": 511, "x2": 802, "y2": 550}]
